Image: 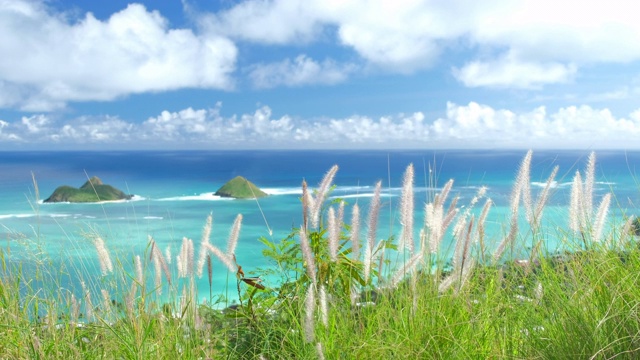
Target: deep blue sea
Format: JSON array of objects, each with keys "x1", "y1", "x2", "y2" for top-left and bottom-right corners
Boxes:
[{"x1": 1, "y1": 150, "x2": 639, "y2": 305}]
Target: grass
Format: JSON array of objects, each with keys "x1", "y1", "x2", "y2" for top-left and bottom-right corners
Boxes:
[{"x1": 2, "y1": 151, "x2": 640, "y2": 359}]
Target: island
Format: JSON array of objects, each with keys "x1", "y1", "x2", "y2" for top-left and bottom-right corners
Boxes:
[
  {"x1": 44, "y1": 176, "x2": 133, "y2": 203},
  {"x1": 214, "y1": 176, "x2": 268, "y2": 199}
]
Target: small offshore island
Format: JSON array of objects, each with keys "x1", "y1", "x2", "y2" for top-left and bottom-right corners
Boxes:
[
  {"x1": 214, "y1": 176, "x2": 268, "y2": 199},
  {"x1": 44, "y1": 176, "x2": 133, "y2": 203}
]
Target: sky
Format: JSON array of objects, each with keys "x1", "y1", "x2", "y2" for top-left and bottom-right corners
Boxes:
[{"x1": 1, "y1": 0, "x2": 640, "y2": 150}]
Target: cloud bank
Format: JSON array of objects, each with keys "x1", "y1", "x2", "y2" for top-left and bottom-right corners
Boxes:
[
  {"x1": 0, "y1": 1, "x2": 236, "y2": 111},
  {"x1": 2, "y1": 0, "x2": 640, "y2": 112},
  {"x1": 1, "y1": 102, "x2": 639, "y2": 149}
]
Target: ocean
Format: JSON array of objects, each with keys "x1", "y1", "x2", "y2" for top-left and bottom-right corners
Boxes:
[{"x1": 1, "y1": 150, "x2": 639, "y2": 305}]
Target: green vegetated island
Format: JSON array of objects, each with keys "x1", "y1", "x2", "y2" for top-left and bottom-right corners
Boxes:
[
  {"x1": 44, "y1": 175, "x2": 266, "y2": 203},
  {"x1": 44, "y1": 176, "x2": 133, "y2": 203},
  {"x1": 214, "y1": 176, "x2": 268, "y2": 199}
]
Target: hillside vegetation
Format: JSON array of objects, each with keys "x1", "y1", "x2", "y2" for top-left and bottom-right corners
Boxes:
[
  {"x1": 44, "y1": 176, "x2": 132, "y2": 203},
  {"x1": 3, "y1": 151, "x2": 640, "y2": 359}
]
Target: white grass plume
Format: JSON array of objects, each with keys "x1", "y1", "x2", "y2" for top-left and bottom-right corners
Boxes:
[
  {"x1": 350, "y1": 204, "x2": 360, "y2": 260},
  {"x1": 389, "y1": 252, "x2": 423, "y2": 288},
  {"x1": 203, "y1": 243, "x2": 236, "y2": 273},
  {"x1": 197, "y1": 214, "x2": 213, "y2": 278},
  {"x1": 569, "y1": 171, "x2": 583, "y2": 233},
  {"x1": 533, "y1": 165, "x2": 559, "y2": 228},
  {"x1": 518, "y1": 150, "x2": 533, "y2": 224},
  {"x1": 310, "y1": 165, "x2": 339, "y2": 229},
  {"x1": 592, "y1": 193, "x2": 611, "y2": 243},
  {"x1": 493, "y1": 151, "x2": 533, "y2": 262},
  {"x1": 299, "y1": 228, "x2": 317, "y2": 285},
  {"x1": 226, "y1": 214, "x2": 243, "y2": 255},
  {"x1": 319, "y1": 284, "x2": 328, "y2": 326},
  {"x1": 399, "y1": 163, "x2": 414, "y2": 253},
  {"x1": 364, "y1": 181, "x2": 382, "y2": 284},
  {"x1": 92, "y1": 236, "x2": 113, "y2": 276},
  {"x1": 303, "y1": 284, "x2": 316, "y2": 343},
  {"x1": 327, "y1": 207, "x2": 339, "y2": 262},
  {"x1": 583, "y1": 151, "x2": 596, "y2": 219}
]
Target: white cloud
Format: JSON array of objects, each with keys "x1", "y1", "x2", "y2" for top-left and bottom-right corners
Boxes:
[
  {"x1": 2, "y1": 102, "x2": 640, "y2": 149},
  {"x1": 248, "y1": 55, "x2": 356, "y2": 88},
  {"x1": 200, "y1": 0, "x2": 640, "y2": 85},
  {"x1": 0, "y1": 1, "x2": 237, "y2": 111},
  {"x1": 453, "y1": 53, "x2": 577, "y2": 89}
]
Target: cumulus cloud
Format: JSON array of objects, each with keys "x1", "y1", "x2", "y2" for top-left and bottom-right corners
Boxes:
[
  {"x1": 1, "y1": 102, "x2": 640, "y2": 149},
  {"x1": 248, "y1": 55, "x2": 357, "y2": 88},
  {"x1": 199, "y1": 0, "x2": 640, "y2": 85},
  {"x1": 0, "y1": 0, "x2": 237, "y2": 111},
  {"x1": 453, "y1": 53, "x2": 577, "y2": 89}
]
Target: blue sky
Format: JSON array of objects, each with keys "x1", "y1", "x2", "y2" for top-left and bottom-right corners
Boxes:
[{"x1": 1, "y1": 0, "x2": 640, "y2": 150}]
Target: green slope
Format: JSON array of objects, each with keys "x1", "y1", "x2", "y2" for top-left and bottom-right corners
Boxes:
[
  {"x1": 214, "y1": 176, "x2": 268, "y2": 199},
  {"x1": 44, "y1": 176, "x2": 132, "y2": 203}
]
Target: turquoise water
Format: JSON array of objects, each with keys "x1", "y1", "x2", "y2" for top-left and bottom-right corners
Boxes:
[{"x1": 1, "y1": 150, "x2": 639, "y2": 305}]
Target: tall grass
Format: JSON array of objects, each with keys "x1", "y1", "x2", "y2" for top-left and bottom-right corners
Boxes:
[{"x1": 1, "y1": 150, "x2": 640, "y2": 359}]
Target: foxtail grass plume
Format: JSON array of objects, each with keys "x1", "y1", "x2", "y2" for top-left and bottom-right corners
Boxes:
[
  {"x1": 207, "y1": 254, "x2": 213, "y2": 289},
  {"x1": 583, "y1": 152, "x2": 596, "y2": 220},
  {"x1": 425, "y1": 179, "x2": 455, "y2": 254},
  {"x1": 533, "y1": 165, "x2": 559, "y2": 229},
  {"x1": 319, "y1": 284, "x2": 328, "y2": 326},
  {"x1": 310, "y1": 165, "x2": 339, "y2": 229},
  {"x1": 328, "y1": 207, "x2": 339, "y2": 262},
  {"x1": 350, "y1": 204, "x2": 361, "y2": 260},
  {"x1": 316, "y1": 342, "x2": 325, "y2": 360},
  {"x1": 390, "y1": 252, "x2": 423, "y2": 288},
  {"x1": 493, "y1": 151, "x2": 533, "y2": 262},
  {"x1": 150, "y1": 236, "x2": 172, "y2": 288},
  {"x1": 93, "y1": 236, "x2": 113, "y2": 276},
  {"x1": 204, "y1": 243, "x2": 237, "y2": 273},
  {"x1": 569, "y1": 171, "x2": 584, "y2": 233},
  {"x1": 302, "y1": 179, "x2": 312, "y2": 230},
  {"x1": 399, "y1": 163, "x2": 414, "y2": 253},
  {"x1": 226, "y1": 214, "x2": 243, "y2": 255},
  {"x1": 101, "y1": 289, "x2": 111, "y2": 314},
  {"x1": 619, "y1": 216, "x2": 636, "y2": 247},
  {"x1": 299, "y1": 228, "x2": 317, "y2": 285},
  {"x1": 165, "y1": 246, "x2": 172, "y2": 264},
  {"x1": 197, "y1": 214, "x2": 213, "y2": 278},
  {"x1": 81, "y1": 281, "x2": 93, "y2": 321},
  {"x1": 134, "y1": 255, "x2": 143, "y2": 285},
  {"x1": 518, "y1": 150, "x2": 533, "y2": 224},
  {"x1": 592, "y1": 193, "x2": 611, "y2": 242},
  {"x1": 303, "y1": 284, "x2": 316, "y2": 343},
  {"x1": 364, "y1": 181, "x2": 382, "y2": 284}
]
